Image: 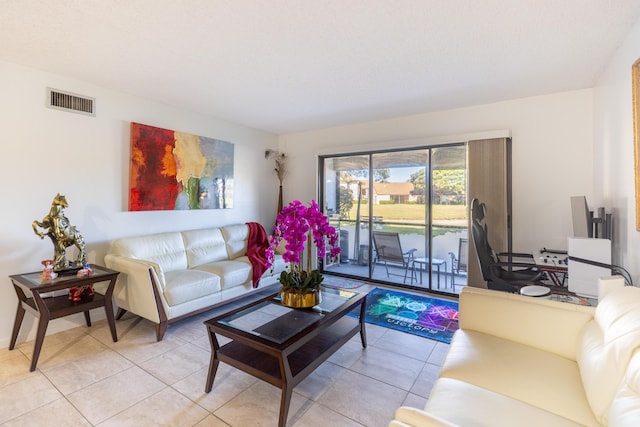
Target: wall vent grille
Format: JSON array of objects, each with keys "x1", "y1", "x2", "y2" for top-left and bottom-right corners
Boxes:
[{"x1": 46, "y1": 88, "x2": 95, "y2": 116}]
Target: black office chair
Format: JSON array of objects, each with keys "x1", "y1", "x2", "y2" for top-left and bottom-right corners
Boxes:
[{"x1": 471, "y1": 198, "x2": 545, "y2": 293}]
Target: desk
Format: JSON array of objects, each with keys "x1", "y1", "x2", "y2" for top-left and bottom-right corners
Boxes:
[
  {"x1": 412, "y1": 258, "x2": 447, "y2": 288},
  {"x1": 9, "y1": 265, "x2": 120, "y2": 371},
  {"x1": 536, "y1": 251, "x2": 568, "y2": 287}
]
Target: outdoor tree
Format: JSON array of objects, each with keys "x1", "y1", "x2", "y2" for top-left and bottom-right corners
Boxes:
[
  {"x1": 408, "y1": 169, "x2": 466, "y2": 204},
  {"x1": 338, "y1": 187, "x2": 354, "y2": 219},
  {"x1": 373, "y1": 168, "x2": 390, "y2": 182},
  {"x1": 347, "y1": 168, "x2": 389, "y2": 182},
  {"x1": 409, "y1": 169, "x2": 426, "y2": 203}
]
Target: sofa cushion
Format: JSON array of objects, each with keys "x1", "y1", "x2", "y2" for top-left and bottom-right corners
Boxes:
[
  {"x1": 439, "y1": 329, "x2": 598, "y2": 426},
  {"x1": 576, "y1": 286, "x2": 640, "y2": 423},
  {"x1": 608, "y1": 350, "x2": 640, "y2": 426},
  {"x1": 109, "y1": 232, "x2": 188, "y2": 272},
  {"x1": 182, "y1": 228, "x2": 229, "y2": 268},
  {"x1": 221, "y1": 224, "x2": 249, "y2": 259},
  {"x1": 163, "y1": 269, "x2": 221, "y2": 306},
  {"x1": 194, "y1": 258, "x2": 251, "y2": 289},
  {"x1": 424, "y1": 378, "x2": 585, "y2": 427}
]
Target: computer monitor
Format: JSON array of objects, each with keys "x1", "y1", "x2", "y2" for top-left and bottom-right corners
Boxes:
[{"x1": 570, "y1": 196, "x2": 592, "y2": 238}]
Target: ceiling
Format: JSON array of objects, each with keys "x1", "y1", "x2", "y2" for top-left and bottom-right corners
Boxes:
[{"x1": 2, "y1": 1, "x2": 640, "y2": 134}]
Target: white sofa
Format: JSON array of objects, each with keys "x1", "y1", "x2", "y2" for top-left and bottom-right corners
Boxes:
[
  {"x1": 104, "y1": 224, "x2": 287, "y2": 340},
  {"x1": 390, "y1": 282, "x2": 640, "y2": 426}
]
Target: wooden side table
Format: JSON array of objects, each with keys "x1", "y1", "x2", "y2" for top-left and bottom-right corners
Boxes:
[{"x1": 9, "y1": 265, "x2": 120, "y2": 371}]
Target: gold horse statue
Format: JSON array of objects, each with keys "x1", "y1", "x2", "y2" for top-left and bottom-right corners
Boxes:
[{"x1": 32, "y1": 193, "x2": 86, "y2": 272}]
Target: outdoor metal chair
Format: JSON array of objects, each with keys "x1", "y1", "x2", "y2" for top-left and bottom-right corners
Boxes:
[
  {"x1": 448, "y1": 237, "x2": 468, "y2": 291},
  {"x1": 371, "y1": 231, "x2": 417, "y2": 283}
]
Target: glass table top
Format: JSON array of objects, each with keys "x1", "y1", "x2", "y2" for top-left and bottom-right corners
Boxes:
[
  {"x1": 218, "y1": 287, "x2": 359, "y2": 344},
  {"x1": 12, "y1": 265, "x2": 116, "y2": 288}
]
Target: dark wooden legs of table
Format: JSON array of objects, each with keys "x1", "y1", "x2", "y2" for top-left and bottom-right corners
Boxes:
[
  {"x1": 9, "y1": 276, "x2": 119, "y2": 372},
  {"x1": 205, "y1": 298, "x2": 368, "y2": 427},
  {"x1": 359, "y1": 297, "x2": 368, "y2": 348},
  {"x1": 103, "y1": 277, "x2": 119, "y2": 343},
  {"x1": 204, "y1": 333, "x2": 220, "y2": 393}
]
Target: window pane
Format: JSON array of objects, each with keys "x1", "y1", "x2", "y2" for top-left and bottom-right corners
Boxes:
[
  {"x1": 320, "y1": 144, "x2": 468, "y2": 296},
  {"x1": 431, "y1": 146, "x2": 468, "y2": 292}
]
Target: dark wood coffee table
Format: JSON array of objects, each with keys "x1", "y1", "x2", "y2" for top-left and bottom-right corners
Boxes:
[{"x1": 204, "y1": 286, "x2": 368, "y2": 427}]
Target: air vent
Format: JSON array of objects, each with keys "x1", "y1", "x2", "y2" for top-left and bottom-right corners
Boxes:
[{"x1": 46, "y1": 88, "x2": 95, "y2": 116}]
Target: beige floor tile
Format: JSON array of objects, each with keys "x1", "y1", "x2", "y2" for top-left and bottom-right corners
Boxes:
[
  {"x1": 316, "y1": 369, "x2": 407, "y2": 427},
  {"x1": 99, "y1": 387, "x2": 209, "y2": 427},
  {"x1": 327, "y1": 339, "x2": 367, "y2": 368},
  {"x1": 66, "y1": 366, "x2": 165, "y2": 425},
  {"x1": 294, "y1": 361, "x2": 347, "y2": 401},
  {"x1": 401, "y1": 393, "x2": 428, "y2": 410},
  {"x1": 355, "y1": 322, "x2": 388, "y2": 346},
  {"x1": 0, "y1": 351, "x2": 33, "y2": 388},
  {"x1": 214, "y1": 381, "x2": 312, "y2": 427},
  {"x1": 106, "y1": 319, "x2": 187, "y2": 365},
  {"x1": 23, "y1": 334, "x2": 109, "y2": 371},
  {"x1": 191, "y1": 333, "x2": 214, "y2": 352},
  {"x1": 292, "y1": 402, "x2": 365, "y2": 427},
  {"x1": 348, "y1": 345, "x2": 426, "y2": 391},
  {"x1": 2, "y1": 397, "x2": 91, "y2": 427},
  {"x1": 0, "y1": 347, "x2": 24, "y2": 363},
  {"x1": 0, "y1": 374, "x2": 62, "y2": 424},
  {"x1": 0, "y1": 286, "x2": 452, "y2": 427},
  {"x1": 427, "y1": 342, "x2": 450, "y2": 366},
  {"x1": 193, "y1": 414, "x2": 232, "y2": 426},
  {"x1": 15, "y1": 323, "x2": 89, "y2": 353},
  {"x1": 41, "y1": 348, "x2": 133, "y2": 394},
  {"x1": 166, "y1": 316, "x2": 209, "y2": 342},
  {"x1": 173, "y1": 365, "x2": 257, "y2": 413},
  {"x1": 373, "y1": 328, "x2": 437, "y2": 362},
  {"x1": 409, "y1": 362, "x2": 441, "y2": 398},
  {"x1": 139, "y1": 342, "x2": 210, "y2": 385}
]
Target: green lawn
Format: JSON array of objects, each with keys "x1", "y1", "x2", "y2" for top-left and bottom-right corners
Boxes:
[
  {"x1": 342, "y1": 203, "x2": 467, "y2": 236},
  {"x1": 348, "y1": 203, "x2": 466, "y2": 220}
]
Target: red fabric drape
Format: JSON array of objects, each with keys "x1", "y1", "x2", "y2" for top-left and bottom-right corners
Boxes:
[{"x1": 246, "y1": 222, "x2": 269, "y2": 288}]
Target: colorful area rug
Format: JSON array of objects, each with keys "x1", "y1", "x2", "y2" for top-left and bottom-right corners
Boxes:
[
  {"x1": 352, "y1": 288, "x2": 459, "y2": 344},
  {"x1": 322, "y1": 276, "x2": 366, "y2": 289}
]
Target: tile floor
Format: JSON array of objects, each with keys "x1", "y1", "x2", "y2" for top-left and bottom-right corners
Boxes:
[{"x1": 0, "y1": 286, "x2": 449, "y2": 427}]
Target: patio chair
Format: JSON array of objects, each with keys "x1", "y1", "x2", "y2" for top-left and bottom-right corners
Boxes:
[
  {"x1": 448, "y1": 237, "x2": 468, "y2": 291},
  {"x1": 372, "y1": 231, "x2": 417, "y2": 283}
]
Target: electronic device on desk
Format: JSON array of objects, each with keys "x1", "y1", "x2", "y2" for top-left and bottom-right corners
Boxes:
[
  {"x1": 570, "y1": 196, "x2": 613, "y2": 240},
  {"x1": 568, "y1": 196, "x2": 616, "y2": 299},
  {"x1": 539, "y1": 248, "x2": 568, "y2": 267},
  {"x1": 537, "y1": 248, "x2": 569, "y2": 287}
]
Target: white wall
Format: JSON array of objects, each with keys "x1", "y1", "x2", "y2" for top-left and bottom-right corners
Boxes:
[
  {"x1": 594, "y1": 15, "x2": 640, "y2": 282},
  {"x1": 0, "y1": 60, "x2": 279, "y2": 347},
  {"x1": 280, "y1": 89, "x2": 594, "y2": 260}
]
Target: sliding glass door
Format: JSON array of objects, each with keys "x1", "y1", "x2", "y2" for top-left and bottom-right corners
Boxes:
[{"x1": 320, "y1": 144, "x2": 468, "y2": 296}]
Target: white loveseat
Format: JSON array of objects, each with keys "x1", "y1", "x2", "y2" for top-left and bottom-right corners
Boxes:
[
  {"x1": 390, "y1": 281, "x2": 640, "y2": 426},
  {"x1": 104, "y1": 224, "x2": 287, "y2": 340}
]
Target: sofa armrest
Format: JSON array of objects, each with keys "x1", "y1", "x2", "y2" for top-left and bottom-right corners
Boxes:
[
  {"x1": 459, "y1": 287, "x2": 595, "y2": 360},
  {"x1": 104, "y1": 254, "x2": 166, "y2": 324},
  {"x1": 390, "y1": 407, "x2": 457, "y2": 427}
]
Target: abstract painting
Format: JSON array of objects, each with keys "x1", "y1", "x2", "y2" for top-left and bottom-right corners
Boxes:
[{"x1": 129, "y1": 122, "x2": 234, "y2": 211}]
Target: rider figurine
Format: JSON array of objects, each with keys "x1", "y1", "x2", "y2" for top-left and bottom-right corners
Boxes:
[{"x1": 32, "y1": 193, "x2": 87, "y2": 272}]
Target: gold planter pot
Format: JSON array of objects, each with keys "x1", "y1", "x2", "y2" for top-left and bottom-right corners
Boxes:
[{"x1": 280, "y1": 288, "x2": 321, "y2": 308}]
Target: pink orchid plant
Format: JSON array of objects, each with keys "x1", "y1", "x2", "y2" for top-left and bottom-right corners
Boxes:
[{"x1": 266, "y1": 200, "x2": 341, "y2": 292}]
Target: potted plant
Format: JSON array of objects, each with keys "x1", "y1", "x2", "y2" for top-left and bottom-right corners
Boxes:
[{"x1": 266, "y1": 200, "x2": 341, "y2": 307}]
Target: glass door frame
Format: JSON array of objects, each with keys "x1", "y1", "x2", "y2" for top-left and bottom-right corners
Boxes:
[{"x1": 318, "y1": 142, "x2": 468, "y2": 297}]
